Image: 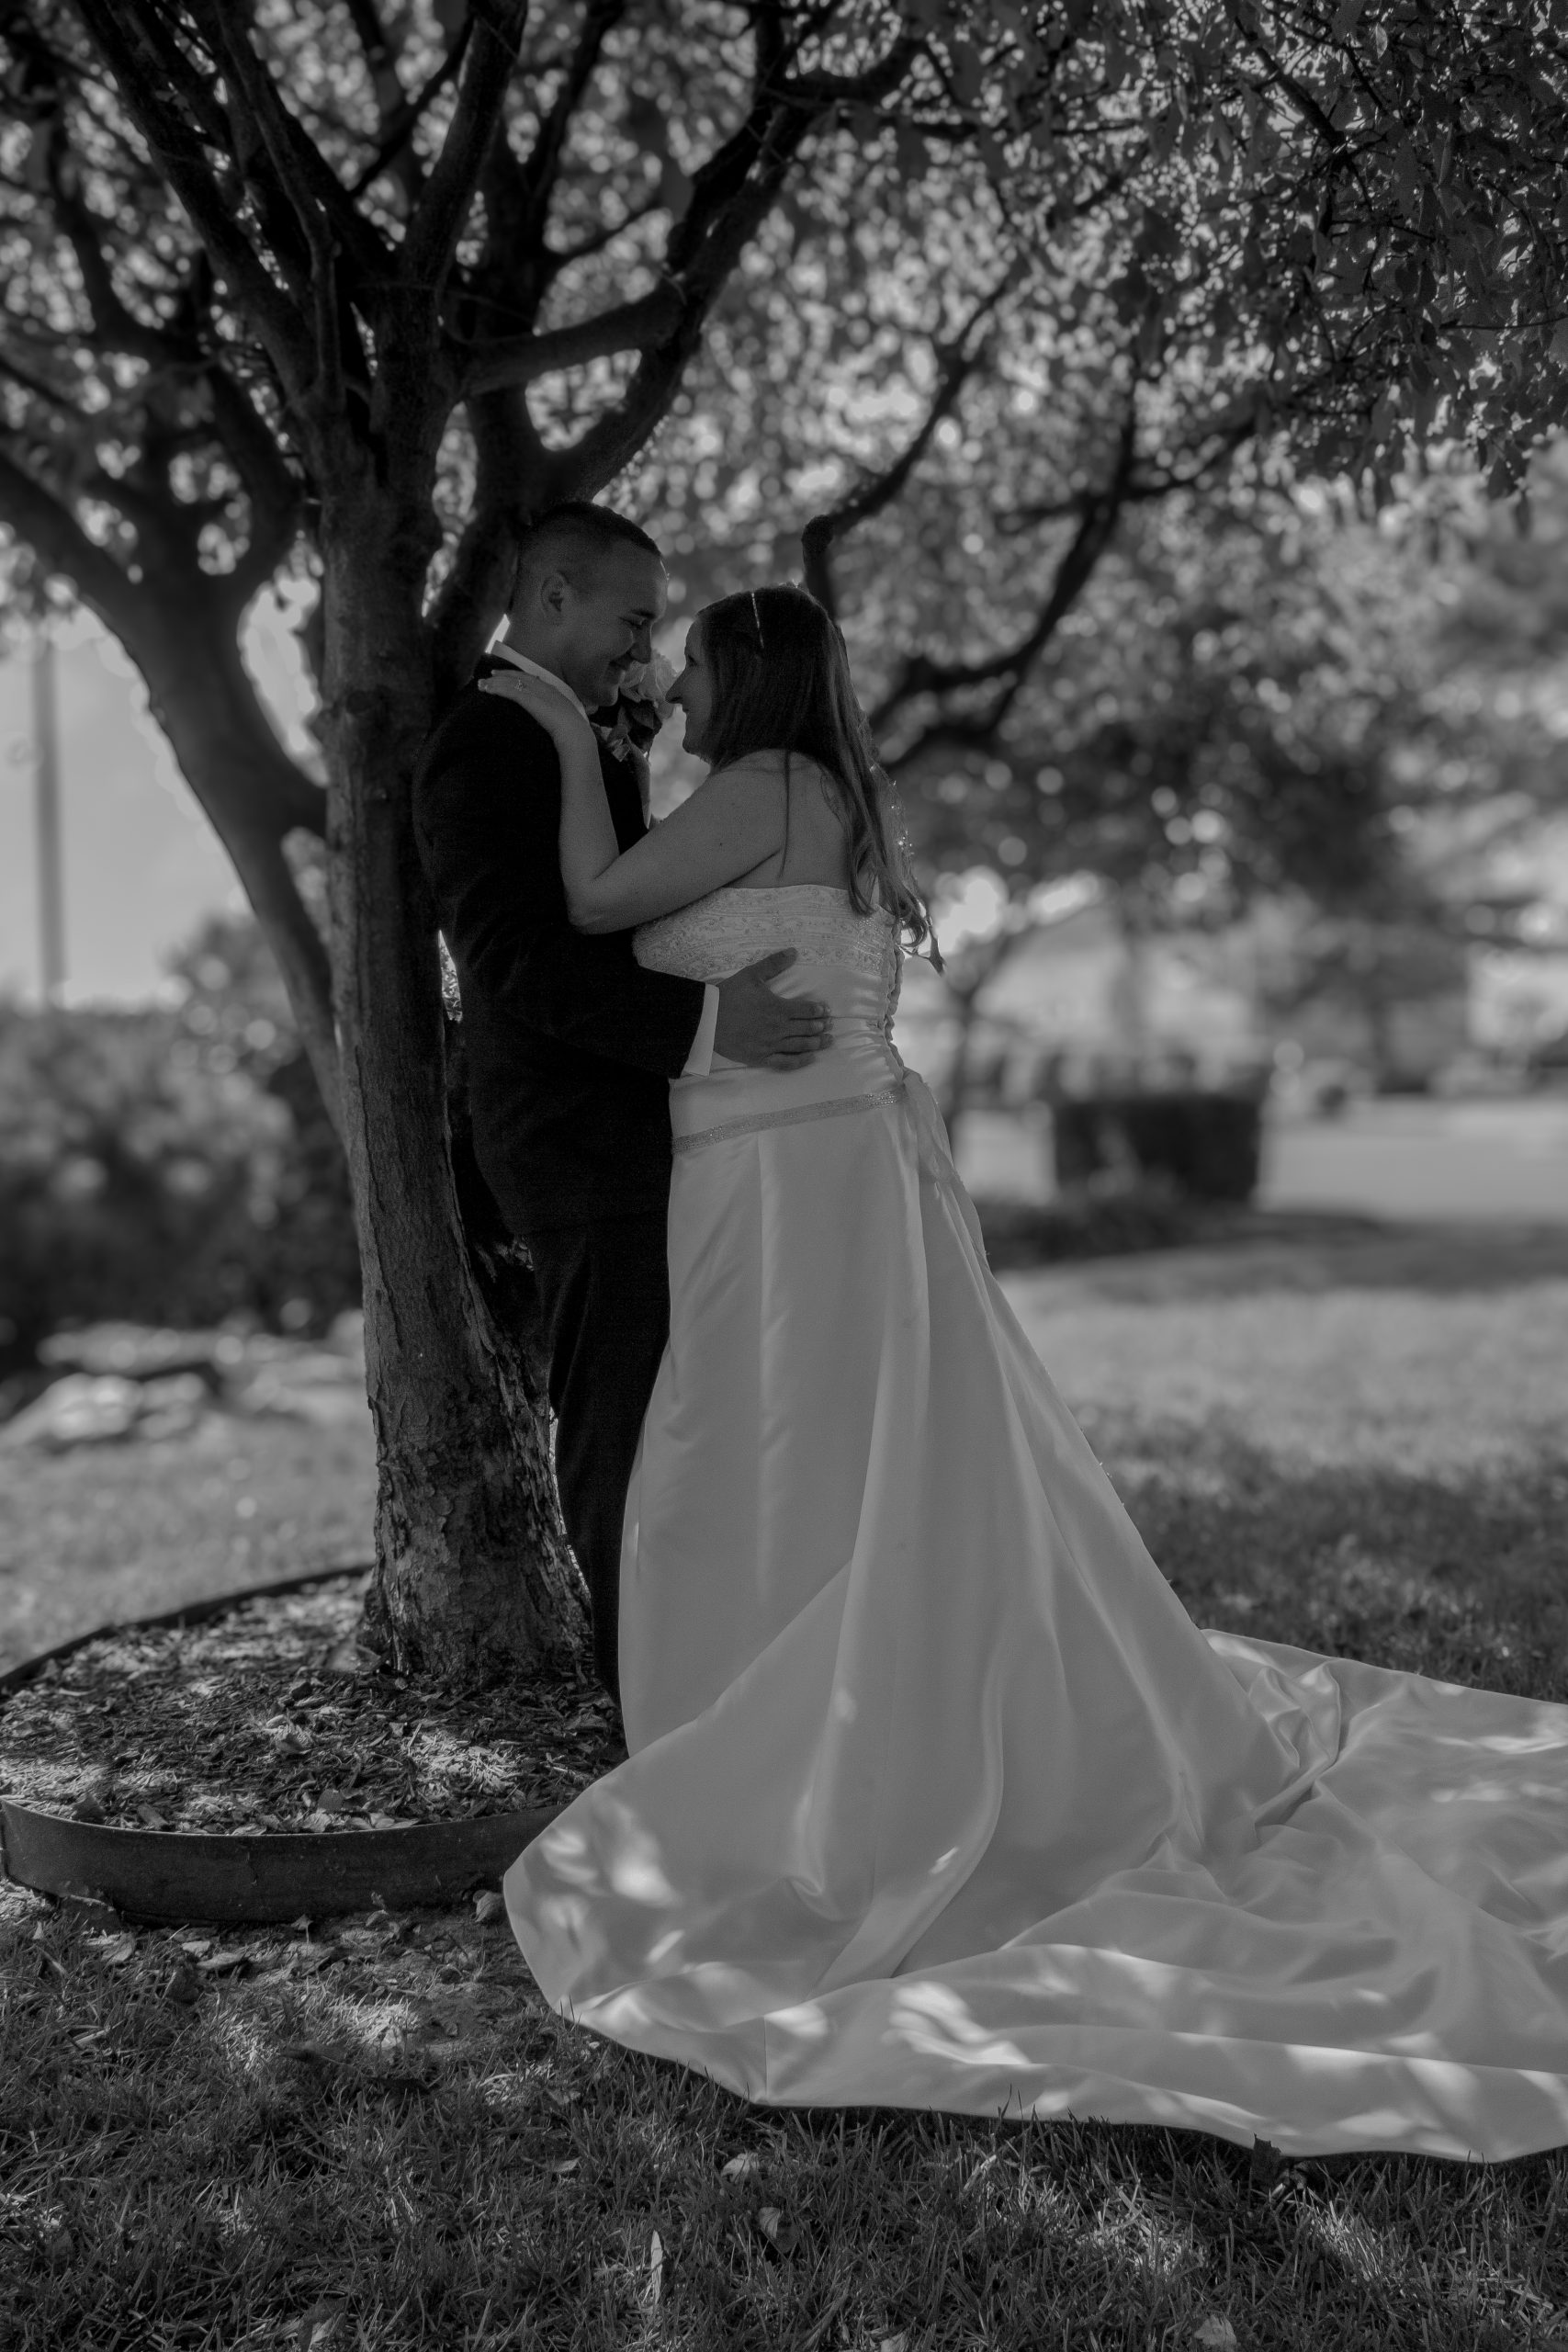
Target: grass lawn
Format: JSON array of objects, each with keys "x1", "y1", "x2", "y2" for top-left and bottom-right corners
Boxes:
[
  {"x1": 3, "y1": 1218, "x2": 1567, "y2": 2350},
  {"x1": 0, "y1": 1414, "x2": 378, "y2": 1678}
]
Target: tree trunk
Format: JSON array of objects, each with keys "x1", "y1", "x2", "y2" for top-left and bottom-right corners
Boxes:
[
  {"x1": 1107, "y1": 891, "x2": 1153, "y2": 1069},
  {"x1": 940, "y1": 983, "x2": 984, "y2": 1152},
  {"x1": 317, "y1": 491, "x2": 585, "y2": 1685},
  {"x1": 937, "y1": 927, "x2": 1037, "y2": 1151},
  {"x1": 130, "y1": 607, "x2": 344, "y2": 1129}
]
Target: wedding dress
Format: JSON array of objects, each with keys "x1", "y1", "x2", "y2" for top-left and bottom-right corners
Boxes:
[{"x1": 504, "y1": 886, "x2": 1568, "y2": 2159}]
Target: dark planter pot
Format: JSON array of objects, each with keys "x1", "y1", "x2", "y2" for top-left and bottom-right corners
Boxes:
[
  {"x1": 0, "y1": 1568, "x2": 561, "y2": 1925},
  {"x1": 1051, "y1": 1091, "x2": 1265, "y2": 1205}
]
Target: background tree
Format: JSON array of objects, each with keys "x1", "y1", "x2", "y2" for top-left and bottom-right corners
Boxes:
[
  {"x1": 1, "y1": 0, "x2": 1565, "y2": 1681},
  {"x1": 0, "y1": 906, "x2": 362, "y2": 1377}
]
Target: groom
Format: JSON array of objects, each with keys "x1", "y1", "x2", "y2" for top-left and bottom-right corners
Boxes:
[{"x1": 413, "y1": 502, "x2": 829, "y2": 1713}]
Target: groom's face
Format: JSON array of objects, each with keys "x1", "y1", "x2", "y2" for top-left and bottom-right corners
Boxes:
[{"x1": 553, "y1": 546, "x2": 668, "y2": 711}]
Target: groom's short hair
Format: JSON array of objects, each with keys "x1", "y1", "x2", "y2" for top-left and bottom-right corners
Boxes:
[{"x1": 509, "y1": 503, "x2": 662, "y2": 609}]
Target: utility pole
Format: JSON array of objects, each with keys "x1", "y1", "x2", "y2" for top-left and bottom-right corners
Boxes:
[{"x1": 32, "y1": 627, "x2": 64, "y2": 1005}]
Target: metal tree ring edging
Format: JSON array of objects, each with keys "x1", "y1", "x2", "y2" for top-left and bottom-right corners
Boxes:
[{"x1": 0, "y1": 1566, "x2": 562, "y2": 1924}]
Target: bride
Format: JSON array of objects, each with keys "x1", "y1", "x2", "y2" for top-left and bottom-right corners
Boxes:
[{"x1": 496, "y1": 582, "x2": 1568, "y2": 2162}]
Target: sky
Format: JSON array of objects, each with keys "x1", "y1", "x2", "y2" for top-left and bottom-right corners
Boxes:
[
  {"x1": 0, "y1": 595, "x2": 710, "y2": 1009},
  {"x1": 0, "y1": 599, "x2": 314, "y2": 1006}
]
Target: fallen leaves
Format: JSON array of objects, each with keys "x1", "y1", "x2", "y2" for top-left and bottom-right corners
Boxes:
[
  {"x1": 721, "y1": 2151, "x2": 762, "y2": 2179},
  {"x1": 294, "y1": 2298, "x2": 344, "y2": 2350},
  {"x1": 756, "y1": 2204, "x2": 801, "y2": 2256},
  {"x1": 647, "y1": 2227, "x2": 664, "y2": 2305},
  {"x1": 286, "y1": 1946, "x2": 342, "y2": 1977},
  {"x1": 1, "y1": 1577, "x2": 625, "y2": 1839},
  {"x1": 196, "y1": 1947, "x2": 250, "y2": 1977},
  {"x1": 1194, "y1": 2322, "x2": 1239, "y2": 2349},
  {"x1": 84, "y1": 1929, "x2": 137, "y2": 1966}
]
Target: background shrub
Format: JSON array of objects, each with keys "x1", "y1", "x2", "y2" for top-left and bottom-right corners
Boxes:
[
  {"x1": 0, "y1": 914, "x2": 358, "y2": 1373},
  {"x1": 1051, "y1": 1090, "x2": 1266, "y2": 1204}
]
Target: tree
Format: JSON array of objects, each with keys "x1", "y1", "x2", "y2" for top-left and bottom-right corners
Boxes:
[
  {"x1": 882, "y1": 458, "x2": 1556, "y2": 1113},
  {"x1": 1, "y1": 2, "x2": 1565, "y2": 1682}
]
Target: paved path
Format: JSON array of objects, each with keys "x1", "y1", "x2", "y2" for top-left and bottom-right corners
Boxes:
[{"x1": 1262, "y1": 1100, "x2": 1568, "y2": 1223}]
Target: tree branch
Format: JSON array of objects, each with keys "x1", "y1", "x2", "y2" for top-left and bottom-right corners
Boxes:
[
  {"x1": 0, "y1": 435, "x2": 325, "y2": 832},
  {"x1": 347, "y1": 25, "x2": 470, "y2": 201},
  {"x1": 426, "y1": 390, "x2": 556, "y2": 701},
  {"x1": 48, "y1": 170, "x2": 190, "y2": 368},
  {"x1": 872, "y1": 405, "x2": 1142, "y2": 754},
  {"x1": 0, "y1": 437, "x2": 149, "y2": 639},
  {"x1": 546, "y1": 193, "x2": 667, "y2": 268},
  {"x1": 0, "y1": 353, "x2": 89, "y2": 418},
  {"x1": 493, "y1": 0, "x2": 626, "y2": 261},
  {"x1": 801, "y1": 268, "x2": 1018, "y2": 616},
  {"x1": 204, "y1": 367, "x2": 304, "y2": 611},
  {"x1": 69, "y1": 0, "x2": 315, "y2": 395},
  {"x1": 184, "y1": 0, "x2": 393, "y2": 296},
  {"x1": 458, "y1": 283, "x2": 682, "y2": 397},
  {"x1": 401, "y1": 0, "x2": 527, "y2": 297},
  {"x1": 469, "y1": 19, "x2": 928, "y2": 514}
]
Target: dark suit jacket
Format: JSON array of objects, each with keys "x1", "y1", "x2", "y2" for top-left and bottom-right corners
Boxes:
[{"x1": 412, "y1": 659, "x2": 706, "y2": 1234}]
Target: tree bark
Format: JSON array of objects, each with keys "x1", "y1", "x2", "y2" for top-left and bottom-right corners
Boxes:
[
  {"x1": 126, "y1": 605, "x2": 344, "y2": 1132},
  {"x1": 940, "y1": 982, "x2": 984, "y2": 1148},
  {"x1": 315, "y1": 485, "x2": 585, "y2": 1685}
]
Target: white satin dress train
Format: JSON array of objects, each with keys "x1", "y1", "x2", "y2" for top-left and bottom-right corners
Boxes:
[{"x1": 504, "y1": 887, "x2": 1568, "y2": 2160}]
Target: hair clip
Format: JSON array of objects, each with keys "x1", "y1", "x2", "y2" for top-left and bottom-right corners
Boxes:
[{"x1": 749, "y1": 588, "x2": 765, "y2": 650}]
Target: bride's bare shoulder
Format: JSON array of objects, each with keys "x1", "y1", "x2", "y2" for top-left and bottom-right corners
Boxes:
[
  {"x1": 705, "y1": 747, "x2": 789, "y2": 784},
  {"x1": 710, "y1": 748, "x2": 840, "y2": 795}
]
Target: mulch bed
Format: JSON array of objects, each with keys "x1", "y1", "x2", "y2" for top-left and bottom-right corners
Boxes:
[{"x1": 0, "y1": 1574, "x2": 624, "y2": 1836}]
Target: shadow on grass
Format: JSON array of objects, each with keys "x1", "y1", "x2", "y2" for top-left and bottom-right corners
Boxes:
[
  {"x1": 1009, "y1": 1216, "x2": 1568, "y2": 1307},
  {"x1": 1103, "y1": 1423, "x2": 1568, "y2": 1705},
  {"x1": 6, "y1": 1905, "x2": 1564, "y2": 2352}
]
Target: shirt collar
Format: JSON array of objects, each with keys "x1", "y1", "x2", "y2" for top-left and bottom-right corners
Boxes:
[{"x1": 485, "y1": 640, "x2": 590, "y2": 719}]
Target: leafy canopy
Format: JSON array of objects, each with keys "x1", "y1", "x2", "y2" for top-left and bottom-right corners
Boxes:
[{"x1": 2, "y1": 0, "x2": 1563, "y2": 701}]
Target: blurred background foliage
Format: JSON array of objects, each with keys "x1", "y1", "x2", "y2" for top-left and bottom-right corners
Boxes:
[{"x1": 0, "y1": 885, "x2": 357, "y2": 1378}]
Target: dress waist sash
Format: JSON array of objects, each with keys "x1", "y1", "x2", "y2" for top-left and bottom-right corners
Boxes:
[{"x1": 671, "y1": 1077, "x2": 908, "y2": 1157}]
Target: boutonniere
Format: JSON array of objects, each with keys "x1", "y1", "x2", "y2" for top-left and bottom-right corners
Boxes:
[{"x1": 590, "y1": 651, "x2": 676, "y2": 764}]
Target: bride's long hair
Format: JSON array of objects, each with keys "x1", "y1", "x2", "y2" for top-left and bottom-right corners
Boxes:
[{"x1": 697, "y1": 583, "x2": 935, "y2": 956}]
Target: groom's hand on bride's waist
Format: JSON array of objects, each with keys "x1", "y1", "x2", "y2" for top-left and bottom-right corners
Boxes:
[{"x1": 714, "y1": 950, "x2": 831, "y2": 1069}]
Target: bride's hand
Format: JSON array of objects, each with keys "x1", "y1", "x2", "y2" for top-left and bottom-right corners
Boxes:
[{"x1": 500, "y1": 675, "x2": 598, "y2": 758}]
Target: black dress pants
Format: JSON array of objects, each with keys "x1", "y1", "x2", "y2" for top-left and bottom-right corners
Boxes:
[{"x1": 523, "y1": 1209, "x2": 670, "y2": 1711}]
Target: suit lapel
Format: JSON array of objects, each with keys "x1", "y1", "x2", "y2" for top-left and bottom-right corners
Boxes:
[{"x1": 473, "y1": 656, "x2": 647, "y2": 850}]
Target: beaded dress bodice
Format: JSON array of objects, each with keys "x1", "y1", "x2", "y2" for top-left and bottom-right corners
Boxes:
[
  {"x1": 636, "y1": 883, "x2": 898, "y2": 1001},
  {"x1": 634, "y1": 885, "x2": 908, "y2": 1154}
]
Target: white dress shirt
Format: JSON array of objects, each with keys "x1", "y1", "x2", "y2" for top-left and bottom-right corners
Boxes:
[{"x1": 484, "y1": 641, "x2": 717, "y2": 1078}]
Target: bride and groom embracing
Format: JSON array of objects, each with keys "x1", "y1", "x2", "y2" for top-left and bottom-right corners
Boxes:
[{"x1": 417, "y1": 502, "x2": 1568, "y2": 2162}]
